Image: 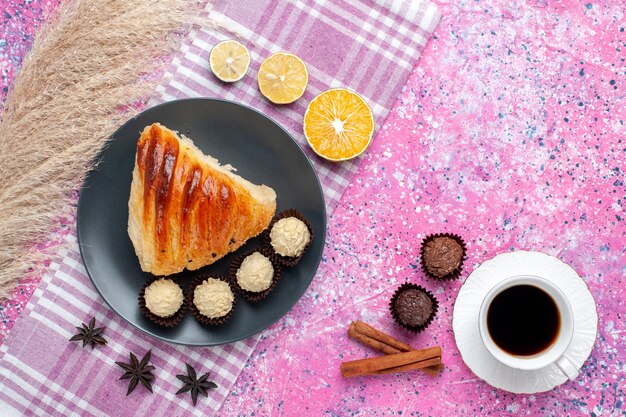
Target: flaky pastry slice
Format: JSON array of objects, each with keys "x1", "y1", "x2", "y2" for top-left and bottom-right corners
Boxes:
[{"x1": 128, "y1": 123, "x2": 276, "y2": 276}]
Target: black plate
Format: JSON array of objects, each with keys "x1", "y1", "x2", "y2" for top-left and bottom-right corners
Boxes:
[{"x1": 77, "y1": 98, "x2": 326, "y2": 346}]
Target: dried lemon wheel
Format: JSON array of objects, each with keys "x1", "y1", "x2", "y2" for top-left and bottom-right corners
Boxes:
[
  {"x1": 209, "y1": 40, "x2": 251, "y2": 82},
  {"x1": 303, "y1": 88, "x2": 375, "y2": 161},
  {"x1": 257, "y1": 52, "x2": 308, "y2": 104}
]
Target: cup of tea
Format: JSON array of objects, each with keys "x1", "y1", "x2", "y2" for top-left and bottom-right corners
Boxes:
[{"x1": 478, "y1": 275, "x2": 578, "y2": 379}]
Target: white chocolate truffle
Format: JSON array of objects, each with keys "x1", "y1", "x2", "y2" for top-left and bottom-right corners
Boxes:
[
  {"x1": 144, "y1": 278, "x2": 184, "y2": 318},
  {"x1": 193, "y1": 278, "x2": 234, "y2": 318},
  {"x1": 270, "y1": 217, "x2": 311, "y2": 257},
  {"x1": 236, "y1": 252, "x2": 274, "y2": 292}
]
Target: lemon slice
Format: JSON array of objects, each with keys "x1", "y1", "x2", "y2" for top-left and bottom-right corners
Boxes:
[
  {"x1": 257, "y1": 52, "x2": 308, "y2": 104},
  {"x1": 303, "y1": 88, "x2": 375, "y2": 162},
  {"x1": 209, "y1": 40, "x2": 251, "y2": 82}
]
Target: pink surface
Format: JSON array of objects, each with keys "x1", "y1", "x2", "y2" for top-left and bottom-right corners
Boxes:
[
  {"x1": 219, "y1": 1, "x2": 625, "y2": 416},
  {"x1": 1, "y1": 1, "x2": 625, "y2": 417}
]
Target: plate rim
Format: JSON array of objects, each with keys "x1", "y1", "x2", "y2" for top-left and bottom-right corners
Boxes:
[{"x1": 76, "y1": 97, "x2": 327, "y2": 346}]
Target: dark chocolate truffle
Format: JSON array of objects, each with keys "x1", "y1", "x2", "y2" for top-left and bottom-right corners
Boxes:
[
  {"x1": 394, "y1": 289, "x2": 433, "y2": 327},
  {"x1": 389, "y1": 283, "x2": 438, "y2": 333},
  {"x1": 420, "y1": 234, "x2": 466, "y2": 280}
]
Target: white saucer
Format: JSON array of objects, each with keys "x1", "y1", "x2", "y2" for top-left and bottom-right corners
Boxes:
[{"x1": 452, "y1": 250, "x2": 598, "y2": 394}]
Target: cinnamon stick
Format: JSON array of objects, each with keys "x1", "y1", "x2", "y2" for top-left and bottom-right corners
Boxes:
[
  {"x1": 353, "y1": 321, "x2": 412, "y2": 352},
  {"x1": 420, "y1": 363, "x2": 445, "y2": 376},
  {"x1": 348, "y1": 323, "x2": 402, "y2": 355},
  {"x1": 348, "y1": 321, "x2": 444, "y2": 376},
  {"x1": 375, "y1": 357, "x2": 442, "y2": 375},
  {"x1": 340, "y1": 347, "x2": 441, "y2": 378}
]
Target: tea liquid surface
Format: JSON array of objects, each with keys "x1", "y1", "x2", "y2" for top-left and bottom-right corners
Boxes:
[{"x1": 487, "y1": 284, "x2": 560, "y2": 356}]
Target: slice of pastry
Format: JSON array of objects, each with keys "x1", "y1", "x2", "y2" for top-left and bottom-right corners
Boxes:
[{"x1": 128, "y1": 123, "x2": 276, "y2": 276}]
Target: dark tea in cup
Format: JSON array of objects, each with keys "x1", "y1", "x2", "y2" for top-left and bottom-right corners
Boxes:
[
  {"x1": 486, "y1": 284, "x2": 560, "y2": 356},
  {"x1": 478, "y1": 275, "x2": 578, "y2": 378}
]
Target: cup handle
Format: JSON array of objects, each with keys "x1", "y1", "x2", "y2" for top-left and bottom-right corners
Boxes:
[{"x1": 555, "y1": 355, "x2": 579, "y2": 380}]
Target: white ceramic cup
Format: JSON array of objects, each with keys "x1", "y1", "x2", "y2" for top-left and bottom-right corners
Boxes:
[{"x1": 478, "y1": 275, "x2": 579, "y2": 380}]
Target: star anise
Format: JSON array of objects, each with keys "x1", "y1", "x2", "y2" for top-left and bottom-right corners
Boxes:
[
  {"x1": 176, "y1": 363, "x2": 218, "y2": 406},
  {"x1": 115, "y1": 350, "x2": 155, "y2": 395},
  {"x1": 69, "y1": 317, "x2": 107, "y2": 349}
]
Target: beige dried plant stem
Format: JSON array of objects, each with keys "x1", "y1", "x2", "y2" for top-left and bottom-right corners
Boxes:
[{"x1": 0, "y1": 0, "x2": 217, "y2": 300}]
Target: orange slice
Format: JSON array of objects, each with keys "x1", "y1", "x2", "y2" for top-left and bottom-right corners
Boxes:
[
  {"x1": 303, "y1": 88, "x2": 375, "y2": 161},
  {"x1": 257, "y1": 52, "x2": 308, "y2": 104},
  {"x1": 209, "y1": 40, "x2": 251, "y2": 82}
]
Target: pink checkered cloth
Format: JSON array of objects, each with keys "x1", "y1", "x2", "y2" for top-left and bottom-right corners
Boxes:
[
  {"x1": 0, "y1": 0, "x2": 439, "y2": 415},
  {"x1": 157, "y1": 0, "x2": 440, "y2": 211}
]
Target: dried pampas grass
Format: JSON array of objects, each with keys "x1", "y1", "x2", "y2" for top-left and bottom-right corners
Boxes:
[{"x1": 0, "y1": 0, "x2": 216, "y2": 300}]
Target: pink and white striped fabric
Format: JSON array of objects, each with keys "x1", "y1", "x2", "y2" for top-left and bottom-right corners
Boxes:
[
  {"x1": 0, "y1": 1, "x2": 439, "y2": 415},
  {"x1": 157, "y1": 0, "x2": 440, "y2": 211},
  {"x1": 1, "y1": 234, "x2": 253, "y2": 417}
]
